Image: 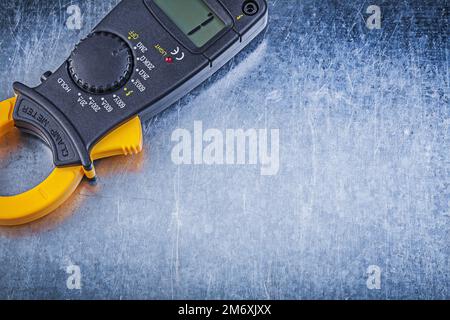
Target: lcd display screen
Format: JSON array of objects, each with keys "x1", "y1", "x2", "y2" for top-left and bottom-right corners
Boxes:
[{"x1": 154, "y1": 0, "x2": 226, "y2": 48}]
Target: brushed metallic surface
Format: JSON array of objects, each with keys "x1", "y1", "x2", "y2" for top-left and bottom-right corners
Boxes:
[{"x1": 0, "y1": 0, "x2": 448, "y2": 299}]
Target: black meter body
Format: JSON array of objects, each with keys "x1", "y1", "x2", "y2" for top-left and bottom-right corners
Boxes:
[{"x1": 12, "y1": 0, "x2": 268, "y2": 170}]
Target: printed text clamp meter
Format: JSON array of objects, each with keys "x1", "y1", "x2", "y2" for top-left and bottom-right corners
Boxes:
[{"x1": 0, "y1": 0, "x2": 268, "y2": 225}]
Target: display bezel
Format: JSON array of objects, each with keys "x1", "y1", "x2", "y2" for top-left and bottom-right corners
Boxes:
[{"x1": 144, "y1": 0, "x2": 234, "y2": 54}]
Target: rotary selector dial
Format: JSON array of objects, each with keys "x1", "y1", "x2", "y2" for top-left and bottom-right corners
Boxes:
[{"x1": 68, "y1": 32, "x2": 133, "y2": 94}]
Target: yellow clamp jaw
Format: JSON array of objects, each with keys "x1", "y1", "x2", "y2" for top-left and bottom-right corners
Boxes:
[{"x1": 0, "y1": 97, "x2": 143, "y2": 226}]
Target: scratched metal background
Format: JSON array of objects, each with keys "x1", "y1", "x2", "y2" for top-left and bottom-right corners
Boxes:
[{"x1": 0, "y1": 0, "x2": 448, "y2": 300}]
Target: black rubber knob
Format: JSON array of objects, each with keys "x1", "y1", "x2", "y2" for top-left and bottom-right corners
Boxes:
[{"x1": 68, "y1": 32, "x2": 133, "y2": 94}]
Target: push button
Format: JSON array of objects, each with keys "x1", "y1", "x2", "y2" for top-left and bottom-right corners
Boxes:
[
  {"x1": 218, "y1": 0, "x2": 267, "y2": 37},
  {"x1": 243, "y1": 1, "x2": 259, "y2": 16},
  {"x1": 40, "y1": 71, "x2": 53, "y2": 83}
]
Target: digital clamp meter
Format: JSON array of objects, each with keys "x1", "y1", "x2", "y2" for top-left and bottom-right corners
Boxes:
[{"x1": 0, "y1": 0, "x2": 268, "y2": 225}]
